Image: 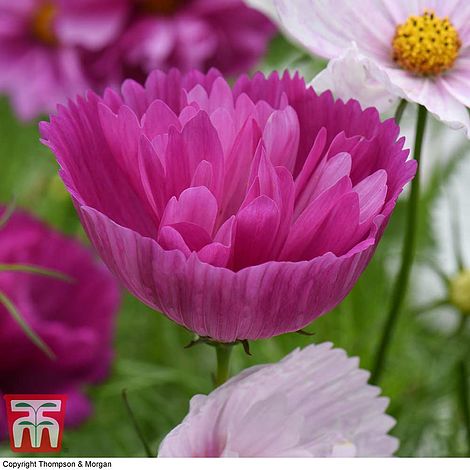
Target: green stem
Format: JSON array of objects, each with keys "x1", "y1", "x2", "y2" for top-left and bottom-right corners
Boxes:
[
  {"x1": 214, "y1": 344, "x2": 233, "y2": 388},
  {"x1": 122, "y1": 389, "x2": 154, "y2": 458},
  {"x1": 0, "y1": 290, "x2": 55, "y2": 360},
  {"x1": 394, "y1": 99, "x2": 408, "y2": 125},
  {"x1": 457, "y1": 360, "x2": 470, "y2": 455},
  {"x1": 371, "y1": 105, "x2": 427, "y2": 384},
  {"x1": 0, "y1": 264, "x2": 74, "y2": 283},
  {"x1": 0, "y1": 200, "x2": 16, "y2": 230}
]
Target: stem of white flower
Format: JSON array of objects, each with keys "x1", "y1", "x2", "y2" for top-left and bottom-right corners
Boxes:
[
  {"x1": 371, "y1": 104, "x2": 427, "y2": 384},
  {"x1": 394, "y1": 99, "x2": 408, "y2": 125}
]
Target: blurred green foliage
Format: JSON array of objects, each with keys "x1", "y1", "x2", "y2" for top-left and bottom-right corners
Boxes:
[{"x1": 0, "y1": 36, "x2": 469, "y2": 458}]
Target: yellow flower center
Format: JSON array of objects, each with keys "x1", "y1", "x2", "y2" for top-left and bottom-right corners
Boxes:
[
  {"x1": 449, "y1": 270, "x2": 470, "y2": 315},
  {"x1": 392, "y1": 9, "x2": 461, "y2": 76},
  {"x1": 138, "y1": 0, "x2": 185, "y2": 15},
  {"x1": 32, "y1": 3, "x2": 57, "y2": 46}
]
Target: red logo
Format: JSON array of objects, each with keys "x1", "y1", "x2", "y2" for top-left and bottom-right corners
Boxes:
[{"x1": 4, "y1": 394, "x2": 67, "y2": 453}]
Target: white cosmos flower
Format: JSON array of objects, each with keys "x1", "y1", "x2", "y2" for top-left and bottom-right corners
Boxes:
[{"x1": 249, "y1": 0, "x2": 470, "y2": 136}]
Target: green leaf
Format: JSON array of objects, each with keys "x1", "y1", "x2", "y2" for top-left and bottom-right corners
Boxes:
[
  {"x1": 0, "y1": 200, "x2": 16, "y2": 230},
  {"x1": 0, "y1": 264, "x2": 74, "y2": 283},
  {"x1": 0, "y1": 291, "x2": 55, "y2": 360},
  {"x1": 39, "y1": 403, "x2": 57, "y2": 408},
  {"x1": 18, "y1": 421, "x2": 34, "y2": 426},
  {"x1": 15, "y1": 403, "x2": 34, "y2": 408},
  {"x1": 38, "y1": 421, "x2": 54, "y2": 426}
]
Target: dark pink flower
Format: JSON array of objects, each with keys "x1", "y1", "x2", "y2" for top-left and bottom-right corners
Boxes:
[
  {"x1": 0, "y1": 208, "x2": 120, "y2": 431},
  {"x1": 0, "y1": 0, "x2": 274, "y2": 120},
  {"x1": 0, "y1": 0, "x2": 127, "y2": 120},
  {"x1": 111, "y1": 0, "x2": 276, "y2": 77},
  {"x1": 41, "y1": 69, "x2": 415, "y2": 343}
]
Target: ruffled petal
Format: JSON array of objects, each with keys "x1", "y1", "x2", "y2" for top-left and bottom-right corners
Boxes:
[{"x1": 79, "y1": 206, "x2": 376, "y2": 342}]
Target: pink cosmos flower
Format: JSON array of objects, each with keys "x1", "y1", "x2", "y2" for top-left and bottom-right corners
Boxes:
[
  {"x1": 270, "y1": 0, "x2": 470, "y2": 136},
  {"x1": 0, "y1": 0, "x2": 127, "y2": 120},
  {"x1": 103, "y1": 0, "x2": 276, "y2": 79},
  {"x1": 0, "y1": 0, "x2": 274, "y2": 120},
  {"x1": 0, "y1": 208, "x2": 120, "y2": 431},
  {"x1": 41, "y1": 69, "x2": 415, "y2": 343},
  {"x1": 158, "y1": 342, "x2": 398, "y2": 457}
]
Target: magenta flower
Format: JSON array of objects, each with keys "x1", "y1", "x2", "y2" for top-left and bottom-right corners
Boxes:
[
  {"x1": 110, "y1": 0, "x2": 276, "y2": 78},
  {"x1": 0, "y1": 0, "x2": 126, "y2": 120},
  {"x1": 0, "y1": 0, "x2": 274, "y2": 120},
  {"x1": 159, "y1": 343, "x2": 398, "y2": 457},
  {"x1": 41, "y1": 69, "x2": 415, "y2": 343},
  {"x1": 0, "y1": 208, "x2": 120, "y2": 431}
]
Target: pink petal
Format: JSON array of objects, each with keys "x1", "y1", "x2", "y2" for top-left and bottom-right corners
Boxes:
[
  {"x1": 232, "y1": 195, "x2": 281, "y2": 270},
  {"x1": 263, "y1": 106, "x2": 300, "y2": 171},
  {"x1": 79, "y1": 206, "x2": 376, "y2": 341},
  {"x1": 142, "y1": 99, "x2": 181, "y2": 139},
  {"x1": 160, "y1": 186, "x2": 218, "y2": 237}
]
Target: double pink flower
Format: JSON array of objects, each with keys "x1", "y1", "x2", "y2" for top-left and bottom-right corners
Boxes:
[{"x1": 42, "y1": 69, "x2": 415, "y2": 342}]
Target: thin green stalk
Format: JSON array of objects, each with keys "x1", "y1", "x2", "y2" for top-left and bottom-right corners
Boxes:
[
  {"x1": 371, "y1": 105, "x2": 427, "y2": 384},
  {"x1": 214, "y1": 344, "x2": 233, "y2": 388},
  {"x1": 0, "y1": 200, "x2": 16, "y2": 230},
  {"x1": 122, "y1": 389, "x2": 154, "y2": 458},
  {"x1": 0, "y1": 264, "x2": 74, "y2": 283},
  {"x1": 457, "y1": 360, "x2": 470, "y2": 455},
  {"x1": 0, "y1": 291, "x2": 55, "y2": 360},
  {"x1": 394, "y1": 99, "x2": 408, "y2": 125}
]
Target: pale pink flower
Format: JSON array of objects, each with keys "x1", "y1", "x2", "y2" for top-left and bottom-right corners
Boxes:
[{"x1": 159, "y1": 342, "x2": 398, "y2": 457}]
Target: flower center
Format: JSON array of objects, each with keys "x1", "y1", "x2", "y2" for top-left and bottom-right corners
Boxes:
[
  {"x1": 450, "y1": 270, "x2": 470, "y2": 314},
  {"x1": 32, "y1": 2, "x2": 57, "y2": 45},
  {"x1": 138, "y1": 0, "x2": 186, "y2": 15},
  {"x1": 392, "y1": 9, "x2": 461, "y2": 76}
]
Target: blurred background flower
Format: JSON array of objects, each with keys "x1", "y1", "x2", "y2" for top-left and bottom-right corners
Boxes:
[
  {"x1": 0, "y1": 207, "x2": 120, "y2": 435},
  {"x1": 159, "y1": 343, "x2": 398, "y2": 457},
  {"x1": 111, "y1": 0, "x2": 276, "y2": 79},
  {"x1": 0, "y1": 0, "x2": 275, "y2": 120},
  {"x1": 0, "y1": 0, "x2": 89, "y2": 120},
  {"x1": 41, "y1": 69, "x2": 414, "y2": 342}
]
